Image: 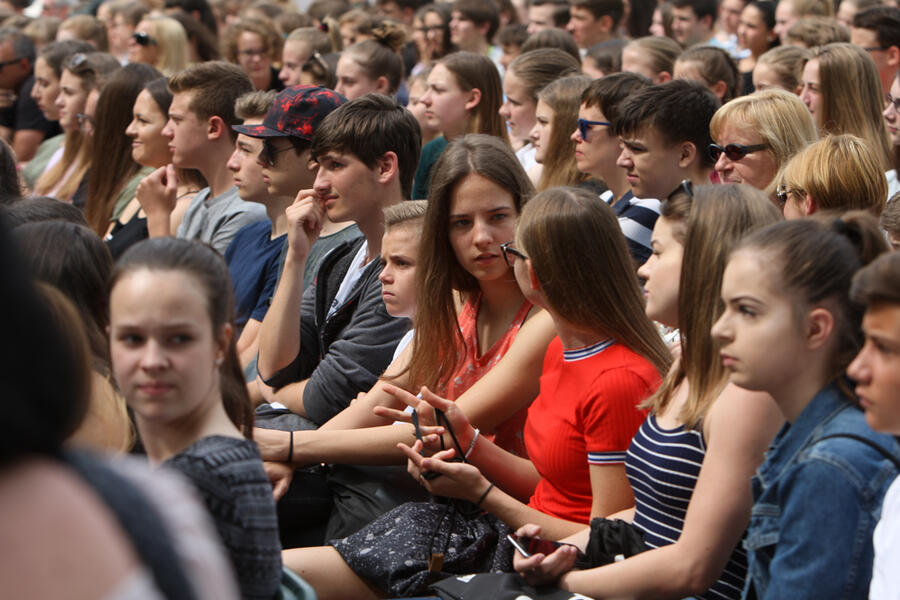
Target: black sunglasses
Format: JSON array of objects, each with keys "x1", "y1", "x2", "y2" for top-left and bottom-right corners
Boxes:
[
  {"x1": 576, "y1": 117, "x2": 611, "y2": 142},
  {"x1": 132, "y1": 31, "x2": 157, "y2": 46},
  {"x1": 0, "y1": 56, "x2": 22, "y2": 70},
  {"x1": 500, "y1": 241, "x2": 528, "y2": 267},
  {"x1": 259, "y1": 139, "x2": 296, "y2": 167},
  {"x1": 708, "y1": 142, "x2": 768, "y2": 162}
]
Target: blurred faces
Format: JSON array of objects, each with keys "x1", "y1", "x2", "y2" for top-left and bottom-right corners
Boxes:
[
  {"x1": 622, "y1": 45, "x2": 669, "y2": 83},
  {"x1": 799, "y1": 58, "x2": 822, "y2": 126},
  {"x1": 0, "y1": 40, "x2": 28, "y2": 90},
  {"x1": 636, "y1": 216, "x2": 683, "y2": 328},
  {"x1": 884, "y1": 76, "x2": 900, "y2": 147},
  {"x1": 226, "y1": 117, "x2": 270, "y2": 203},
  {"x1": 55, "y1": 69, "x2": 88, "y2": 132},
  {"x1": 126, "y1": 88, "x2": 171, "y2": 168},
  {"x1": 258, "y1": 138, "x2": 315, "y2": 197},
  {"x1": 849, "y1": 303, "x2": 900, "y2": 434},
  {"x1": 752, "y1": 60, "x2": 791, "y2": 92},
  {"x1": 407, "y1": 77, "x2": 439, "y2": 142},
  {"x1": 335, "y1": 53, "x2": 383, "y2": 100},
  {"x1": 450, "y1": 10, "x2": 487, "y2": 51},
  {"x1": 719, "y1": 0, "x2": 745, "y2": 35},
  {"x1": 31, "y1": 56, "x2": 61, "y2": 120},
  {"x1": 737, "y1": 4, "x2": 776, "y2": 58},
  {"x1": 566, "y1": 5, "x2": 607, "y2": 49},
  {"x1": 773, "y1": 0, "x2": 798, "y2": 43},
  {"x1": 279, "y1": 40, "x2": 311, "y2": 87},
  {"x1": 499, "y1": 70, "x2": 537, "y2": 142},
  {"x1": 420, "y1": 62, "x2": 476, "y2": 139},
  {"x1": 107, "y1": 12, "x2": 135, "y2": 57},
  {"x1": 237, "y1": 31, "x2": 272, "y2": 88},
  {"x1": 379, "y1": 224, "x2": 421, "y2": 319},
  {"x1": 671, "y1": 6, "x2": 711, "y2": 47},
  {"x1": 527, "y1": 3, "x2": 558, "y2": 33},
  {"x1": 851, "y1": 26, "x2": 898, "y2": 94},
  {"x1": 529, "y1": 98, "x2": 553, "y2": 163},
  {"x1": 712, "y1": 122, "x2": 777, "y2": 190},
  {"x1": 128, "y1": 20, "x2": 159, "y2": 66}
]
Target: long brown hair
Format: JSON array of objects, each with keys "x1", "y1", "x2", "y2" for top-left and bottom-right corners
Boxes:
[
  {"x1": 439, "y1": 52, "x2": 509, "y2": 143},
  {"x1": 405, "y1": 134, "x2": 533, "y2": 391},
  {"x1": 536, "y1": 75, "x2": 591, "y2": 191},
  {"x1": 518, "y1": 187, "x2": 671, "y2": 375},
  {"x1": 643, "y1": 184, "x2": 783, "y2": 428}
]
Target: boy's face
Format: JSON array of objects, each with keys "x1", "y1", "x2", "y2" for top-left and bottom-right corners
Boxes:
[
  {"x1": 313, "y1": 150, "x2": 382, "y2": 224},
  {"x1": 671, "y1": 6, "x2": 710, "y2": 47},
  {"x1": 226, "y1": 118, "x2": 270, "y2": 203},
  {"x1": 258, "y1": 137, "x2": 316, "y2": 198},
  {"x1": 163, "y1": 91, "x2": 208, "y2": 169},
  {"x1": 566, "y1": 6, "x2": 606, "y2": 48},
  {"x1": 848, "y1": 303, "x2": 900, "y2": 435},
  {"x1": 378, "y1": 224, "x2": 421, "y2": 319},
  {"x1": 616, "y1": 125, "x2": 689, "y2": 199}
]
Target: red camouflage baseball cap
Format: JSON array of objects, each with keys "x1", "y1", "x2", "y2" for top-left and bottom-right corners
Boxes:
[{"x1": 232, "y1": 85, "x2": 347, "y2": 140}]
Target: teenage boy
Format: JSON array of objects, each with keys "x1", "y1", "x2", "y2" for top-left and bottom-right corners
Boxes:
[
  {"x1": 566, "y1": 0, "x2": 623, "y2": 50},
  {"x1": 140, "y1": 61, "x2": 267, "y2": 254},
  {"x1": 527, "y1": 0, "x2": 570, "y2": 33},
  {"x1": 670, "y1": 0, "x2": 717, "y2": 48},
  {"x1": 851, "y1": 6, "x2": 900, "y2": 96},
  {"x1": 614, "y1": 79, "x2": 720, "y2": 203},
  {"x1": 255, "y1": 93, "x2": 421, "y2": 426},
  {"x1": 572, "y1": 73, "x2": 659, "y2": 267},
  {"x1": 450, "y1": 0, "x2": 500, "y2": 57}
]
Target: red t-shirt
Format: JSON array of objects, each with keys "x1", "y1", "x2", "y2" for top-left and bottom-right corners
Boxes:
[{"x1": 525, "y1": 336, "x2": 660, "y2": 523}]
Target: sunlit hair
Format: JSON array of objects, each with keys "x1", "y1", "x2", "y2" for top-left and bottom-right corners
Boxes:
[
  {"x1": 784, "y1": 16, "x2": 849, "y2": 47},
  {"x1": 778, "y1": 134, "x2": 888, "y2": 216},
  {"x1": 787, "y1": 0, "x2": 834, "y2": 18},
  {"x1": 807, "y1": 42, "x2": 892, "y2": 170},
  {"x1": 756, "y1": 44, "x2": 810, "y2": 92},
  {"x1": 881, "y1": 192, "x2": 900, "y2": 239},
  {"x1": 517, "y1": 187, "x2": 671, "y2": 375},
  {"x1": 507, "y1": 48, "x2": 581, "y2": 103},
  {"x1": 736, "y1": 210, "x2": 887, "y2": 395},
  {"x1": 624, "y1": 35, "x2": 682, "y2": 80},
  {"x1": 144, "y1": 15, "x2": 189, "y2": 76},
  {"x1": 676, "y1": 45, "x2": 740, "y2": 102},
  {"x1": 536, "y1": 75, "x2": 591, "y2": 190},
  {"x1": 710, "y1": 88, "x2": 817, "y2": 194},
  {"x1": 437, "y1": 52, "x2": 509, "y2": 142},
  {"x1": 384, "y1": 199, "x2": 428, "y2": 229},
  {"x1": 405, "y1": 134, "x2": 533, "y2": 391},
  {"x1": 643, "y1": 184, "x2": 783, "y2": 428},
  {"x1": 58, "y1": 15, "x2": 108, "y2": 50},
  {"x1": 110, "y1": 238, "x2": 254, "y2": 437}
]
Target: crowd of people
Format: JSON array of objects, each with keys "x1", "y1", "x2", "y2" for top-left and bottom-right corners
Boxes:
[{"x1": 2, "y1": 0, "x2": 900, "y2": 597}]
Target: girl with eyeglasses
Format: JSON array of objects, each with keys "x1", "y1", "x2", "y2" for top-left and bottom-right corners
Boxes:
[
  {"x1": 410, "y1": 3, "x2": 454, "y2": 76},
  {"x1": 882, "y1": 73, "x2": 900, "y2": 198},
  {"x1": 709, "y1": 88, "x2": 816, "y2": 196},
  {"x1": 127, "y1": 15, "x2": 188, "y2": 77},
  {"x1": 222, "y1": 17, "x2": 284, "y2": 92},
  {"x1": 513, "y1": 184, "x2": 783, "y2": 600}
]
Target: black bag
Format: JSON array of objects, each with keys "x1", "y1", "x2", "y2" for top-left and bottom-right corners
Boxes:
[
  {"x1": 575, "y1": 517, "x2": 648, "y2": 569},
  {"x1": 430, "y1": 573, "x2": 593, "y2": 600}
]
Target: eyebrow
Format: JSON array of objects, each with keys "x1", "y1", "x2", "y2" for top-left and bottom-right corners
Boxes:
[{"x1": 449, "y1": 206, "x2": 513, "y2": 218}]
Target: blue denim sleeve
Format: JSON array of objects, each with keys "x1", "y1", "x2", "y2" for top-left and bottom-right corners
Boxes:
[{"x1": 757, "y1": 459, "x2": 876, "y2": 599}]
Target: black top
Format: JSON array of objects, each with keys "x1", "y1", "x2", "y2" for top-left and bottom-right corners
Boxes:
[{"x1": 106, "y1": 215, "x2": 148, "y2": 260}]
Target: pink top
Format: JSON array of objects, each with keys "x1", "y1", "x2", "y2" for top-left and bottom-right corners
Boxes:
[{"x1": 443, "y1": 293, "x2": 533, "y2": 458}]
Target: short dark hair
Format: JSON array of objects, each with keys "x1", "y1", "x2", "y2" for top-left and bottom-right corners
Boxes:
[
  {"x1": 530, "y1": 0, "x2": 571, "y2": 26},
  {"x1": 852, "y1": 251, "x2": 900, "y2": 307},
  {"x1": 571, "y1": 0, "x2": 625, "y2": 28},
  {"x1": 670, "y1": 0, "x2": 718, "y2": 22},
  {"x1": 2, "y1": 196, "x2": 88, "y2": 228},
  {"x1": 38, "y1": 39, "x2": 93, "y2": 77},
  {"x1": 163, "y1": 0, "x2": 218, "y2": 35},
  {"x1": 614, "y1": 78, "x2": 721, "y2": 167},
  {"x1": 453, "y1": 0, "x2": 500, "y2": 40},
  {"x1": 853, "y1": 6, "x2": 900, "y2": 50},
  {"x1": 0, "y1": 26, "x2": 36, "y2": 62},
  {"x1": 521, "y1": 27, "x2": 581, "y2": 61},
  {"x1": 582, "y1": 71, "x2": 651, "y2": 125},
  {"x1": 168, "y1": 61, "x2": 253, "y2": 140},
  {"x1": 497, "y1": 23, "x2": 528, "y2": 47},
  {"x1": 311, "y1": 94, "x2": 422, "y2": 199}
]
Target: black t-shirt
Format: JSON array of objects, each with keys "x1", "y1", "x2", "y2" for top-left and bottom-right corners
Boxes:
[{"x1": 0, "y1": 75, "x2": 59, "y2": 137}]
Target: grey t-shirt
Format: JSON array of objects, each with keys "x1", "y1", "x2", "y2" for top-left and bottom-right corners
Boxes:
[{"x1": 176, "y1": 186, "x2": 267, "y2": 255}]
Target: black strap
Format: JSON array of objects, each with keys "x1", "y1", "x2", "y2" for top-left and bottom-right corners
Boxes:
[
  {"x1": 64, "y1": 452, "x2": 199, "y2": 600},
  {"x1": 816, "y1": 433, "x2": 900, "y2": 471}
]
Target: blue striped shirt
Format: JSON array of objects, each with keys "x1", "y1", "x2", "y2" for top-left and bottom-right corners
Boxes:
[{"x1": 600, "y1": 190, "x2": 661, "y2": 266}]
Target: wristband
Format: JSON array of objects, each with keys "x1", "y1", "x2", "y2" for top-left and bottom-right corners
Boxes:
[
  {"x1": 475, "y1": 482, "x2": 494, "y2": 508},
  {"x1": 287, "y1": 430, "x2": 294, "y2": 463},
  {"x1": 464, "y1": 428, "x2": 480, "y2": 459}
]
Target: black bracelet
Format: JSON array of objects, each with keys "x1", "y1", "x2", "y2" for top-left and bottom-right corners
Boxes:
[
  {"x1": 475, "y1": 482, "x2": 494, "y2": 508},
  {"x1": 287, "y1": 430, "x2": 293, "y2": 463}
]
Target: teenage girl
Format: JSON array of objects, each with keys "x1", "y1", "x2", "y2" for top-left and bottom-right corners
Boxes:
[
  {"x1": 287, "y1": 185, "x2": 671, "y2": 599},
  {"x1": 335, "y1": 21, "x2": 406, "y2": 100},
  {"x1": 712, "y1": 213, "x2": 900, "y2": 598},
  {"x1": 529, "y1": 75, "x2": 592, "y2": 191},
  {"x1": 673, "y1": 46, "x2": 741, "y2": 103},
  {"x1": 411, "y1": 52, "x2": 508, "y2": 199},
  {"x1": 513, "y1": 184, "x2": 784, "y2": 600},
  {"x1": 108, "y1": 238, "x2": 282, "y2": 599}
]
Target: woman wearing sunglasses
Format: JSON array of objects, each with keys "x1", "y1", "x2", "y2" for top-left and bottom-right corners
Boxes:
[
  {"x1": 708, "y1": 88, "x2": 816, "y2": 196},
  {"x1": 128, "y1": 15, "x2": 188, "y2": 77}
]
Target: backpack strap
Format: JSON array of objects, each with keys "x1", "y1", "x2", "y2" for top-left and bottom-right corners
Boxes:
[
  {"x1": 816, "y1": 433, "x2": 900, "y2": 471},
  {"x1": 64, "y1": 452, "x2": 199, "y2": 600}
]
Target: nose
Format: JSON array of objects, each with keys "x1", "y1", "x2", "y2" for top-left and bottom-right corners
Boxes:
[
  {"x1": 529, "y1": 122, "x2": 540, "y2": 143},
  {"x1": 498, "y1": 100, "x2": 510, "y2": 119},
  {"x1": 279, "y1": 66, "x2": 289, "y2": 83},
  {"x1": 636, "y1": 253, "x2": 653, "y2": 282},
  {"x1": 847, "y1": 344, "x2": 872, "y2": 384},
  {"x1": 616, "y1": 147, "x2": 632, "y2": 169},
  {"x1": 125, "y1": 118, "x2": 137, "y2": 138},
  {"x1": 565, "y1": 18, "x2": 575, "y2": 32},
  {"x1": 226, "y1": 149, "x2": 240, "y2": 172},
  {"x1": 710, "y1": 311, "x2": 731, "y2": 343},
  {"x1": 885, "y1": 102, "x2": 896, "y2": 121},
  {"x1": 139, "y1": 339, "x2": 168, "y2": 372},
  {"x1": 421, "y1": 88, "x2": 433, "y2": 106},
  {"x1": 571, "y1": 126, "x2": 582, "y2": 144},
  {"x1": 379, "y1": 263, "x2": 393, "y2": 284},
  {"x1": 714, "y1": 149, "x2": 731, "y2": 173},
  {"x1": 161, "y1": 119, "x2": 174, "y2": 139}
]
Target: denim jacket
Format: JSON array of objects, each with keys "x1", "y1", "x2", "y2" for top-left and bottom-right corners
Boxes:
[{"x1": 743, "y1": 382, "x2": 900, "y2": 600}]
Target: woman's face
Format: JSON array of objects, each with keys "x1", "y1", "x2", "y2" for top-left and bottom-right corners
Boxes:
[
  {"x1": 279, "y1": 40, "x2": 311, "y2": 87},
  {"x1": 737, "y1": 4, "x2": 775, "y2": 59},
  {"x1": 752, "y1": 60, "x2": 792, "y2": 93},
  {"x1": 713, "y1": 120, "x2": 778, "y2": 190},
  {"x1": 110, "y1": 269, "x2": 228, "y2": 429},
  {"x1": 622, "y1": 45, "x2": 666, "y2": 83},
  {"x1": 649, "y1": 7, "x2": 666, "y2": 37},
  {"x1": 712, "y1": 250, "x2": 810, "y2": 395},
  {"x1": 55, "y1": 69, "x2": 88, "y2": 132},
  {"x1": 636, "y1": 216, "x2": 683, "y2": 328},
  {"x1": 236, "y1": 31, "x2": 272, "y2": 82},
  {"x1": 335, "y1": 54, "x2": 381, "y2": 100},
  {"x1": 499, "y1": 70, "x2": 537, "y2": 143},
  {"x1": 447, "y1": 173, "x2": 518, "y2": 284},
  {"x1": 883, "y1": 76, "x2": 900, "y2": 148},
  {"x1": 720, "y1": 0, "x2": 745, "y2": 35},
  {"x1": 529, "y1": 99, "x2": 553, "y2": 164},
  {"x1": 420, "y1": 62, "x2": 474, "y2": 139},
  {"x1": 31, "y1": 56, "x2": 61, "y2": 120},
  {"x1": 799, "y1": 58, "x2": 823, "y2": 127},
  {"x1": 379, "y1": 224, "x2": 421, "y2": 319},
  {"x1": 125, "y1": 89, "x2": 171, "y2": 168},
  {"x1": 423, "y1": 11, "x2": 447, "y2": 57},
  {"x1": 128, "y1": 20, "x2": 159, "y2": 65},
  {"x1": 407, "y1": 77, "x2": 438, "y2": 141},
  {"x1": 82, "y1": 88, "x2": 99, "y2": 136}
]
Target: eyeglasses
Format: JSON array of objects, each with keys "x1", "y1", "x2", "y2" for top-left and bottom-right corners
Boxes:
[
  {"x1": 414, "y1": 25, "x2": 445, "y2": 33},
  {"x1": 500, "y1": 241, "x2": 527, "y2": 267},
  {"x1": 708, "y1": 142, "x2": 768, "y2": 162},
  {"x1": 669, "y1": 179, "x2": 694, "y2": 201},
  {"x1": 0, "y1": 56, "x2": 22, "y2": 70},
  {"x1": 238, "y1": 48, "x2": 268, "y2": 58},
  {"x1": 132, "y1": 31, "x2": 157, "y2": 46},
  {"x1": 259, "y1": 139, "x2": 295, "y2": 167},
  {"x1": 886, "y1": 92, "x2": 900, "y2": 112},
  {"x1": 775, "y1": 184, "x2": 804, "y2": 208},
  {"x1": 576, "y1": 117, "x2": 611, "y2": 142},
  {"x1": 76, "y1": 112, "x2": 95, "y2": 133},
  {"x1": 862, "y1": 45, "x2": 890, "y2": 52}
]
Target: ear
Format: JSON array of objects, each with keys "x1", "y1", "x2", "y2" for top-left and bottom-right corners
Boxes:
[
  {"x1": 526, "y1": 259, "x2": 541, "y2": 292},
  {"x1": 375, "y1": 150, "x2": 399, "y2": 185},
  {"x1": 802, "y1": 193, "x2": 817, "y2": 216},
  {"x1": 207, "y1": 115, "x2": 227, "y2": 141},
  {"x1": 657, "y1": 70, "x2": 672, "y2": 83},
  {"x1": 599, "y1": 14, "x2": 614, "y2": 33},
  {"x1": 887, "y1": 45, "x2": 900, "y2": 68},
  {"x1": 374, "y1": 75, "x2": 390, "y2": 94},
  {"x1": 805, "y1": 306, "x2": 834, "y2": 351},
  {"x1": 464, "y1": 87, "x2": 482, "y2": 111},
  {"x1": 711, "y1": 79, "x2": 727, "y2": 100},
  {"x1": 216, "y1": 322, "x2": 233, "y2": 365},
  {"x1": 677, "y1": 141, "x2": 697, "y2": 168},
  {"x1": 701, "y1": 14, "x2": 714, "y2": 30},
  {"x1": 476, "y1": 20, "x2": 491, "y2": 37}
]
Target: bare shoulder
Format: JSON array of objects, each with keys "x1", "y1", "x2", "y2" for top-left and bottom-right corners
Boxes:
[{"x1": 704, "y1": 383, "x2": 784, "y2": 452}]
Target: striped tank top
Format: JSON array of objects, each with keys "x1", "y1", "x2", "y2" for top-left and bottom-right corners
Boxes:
[{"x1": 625, "y1": 415, "x2": 747, "y2": 600}]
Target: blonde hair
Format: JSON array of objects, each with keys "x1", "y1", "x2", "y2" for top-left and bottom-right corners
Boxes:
[
  {"x1": 756, "y1": 45, "x2": 811, "y2": 92},
  {"x1": 786, "y1": 0, "x2": 834, "y2": 17},
  {"x1": 784, "y1": 16, "x2": 849, "y2": 47},
  {"x1": 779, "y1": 134, "x2": 888, "y2": 216},
  {"x1": 710, "y1": 88, "x2": 818, "y2": 194},
  {"x1": 58, "y1": 15, "x2": 108, "y2": 50},
  {"x1": 384, "y1": 199, "x2": 428, "y2": 228},
  {"x1": 809, "y1": 42, "x2": 892, "y2": 170},
  {"x1": 536, "y1": 75, "x2": 592, "y2": 191},
  {"x1": 145, "y1": 15, "x2": 188, "y2": 76}
]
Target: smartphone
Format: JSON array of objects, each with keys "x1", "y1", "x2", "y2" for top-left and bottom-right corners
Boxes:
[{"x1": 507, "y1": 533, "x2": 573, "y2": 558}]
